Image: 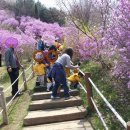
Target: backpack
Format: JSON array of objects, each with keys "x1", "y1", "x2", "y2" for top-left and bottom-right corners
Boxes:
[{"x1": 38, "y1": 40, "x2": 45, "y2": 51}]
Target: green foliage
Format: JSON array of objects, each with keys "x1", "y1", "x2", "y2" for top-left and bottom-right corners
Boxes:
[
  {"x1": 80, "y1": 61, "x2": 130, "y2": 130},
  {"x1": 8, "y1": 0, "x2": 65, "y2": 25},
  {"x1": 15, "y1": 0, "x2": 35, "y2": 16},
  {"x1": 0, "y1": 67, "x2": 10, "y2": 84},
  {"x1": 40, "y1": 7, "x2": 65, "y2": 25},
  {"x1": 35, "y1": 1, "x2": 42, "y2": 19}
]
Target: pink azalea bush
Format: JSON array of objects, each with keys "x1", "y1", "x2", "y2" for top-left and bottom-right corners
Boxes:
[
  {"x1": 0, "y1": 0, "x2": 129, "y2": 88},
  {"x1": 103, "y1": 0, "x2": 130, "y2": 87}
]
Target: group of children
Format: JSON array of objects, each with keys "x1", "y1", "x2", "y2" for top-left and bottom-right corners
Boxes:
[
  {"x1": 33, "y1": 35, "x2": 84, "y2": 99},
  {"x1": 33, "y1": 45, "x2": 57, "y2": 89}
]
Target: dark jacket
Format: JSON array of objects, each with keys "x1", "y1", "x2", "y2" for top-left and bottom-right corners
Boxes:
[{"x1": 5, "y1": 48, "x2": 18, "y2": 68}]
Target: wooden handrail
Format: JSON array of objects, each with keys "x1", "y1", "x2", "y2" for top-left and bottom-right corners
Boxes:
[
  {"x1": 0, "y1": 63, "x2": 34, "y2": 125},
  {"x1": 85, "y1": 72, "x2": 94, "y2": 111},
  {"x1": 4, "y1": 72, "x2": 23, "y2": 93},
  {"x1": 88, "y1": 77, "x2": 127, "y2": 128},
  {"x1": 74, "y1": 66, "x2": 129, "y2": 129},
  {"x1": 82, "y1": 71, "x2": 129, "y2": 129},
  {"x1": 68, "y1": 61, "x2": 128, "y2": 129},
  {"x1": 0, "y1": 87, "x2": 8, "y2": 124},
  {"x1": 127, "y1": 122, "x2": 130, "y2": 130},
  {"x1": 22, "y1": 68, "x2": 27, "y2": 91},
  {"x1": 91, "y1": 97, "x2": 109, "y2": 130}
]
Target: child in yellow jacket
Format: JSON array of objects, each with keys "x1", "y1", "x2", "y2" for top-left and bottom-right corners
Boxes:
[
  {"x1": 33, "y1": 62, "x2": 46, "y2": 87},
  {"x1": 67, "y1": 71, "x2": 84, "y2": 89}
]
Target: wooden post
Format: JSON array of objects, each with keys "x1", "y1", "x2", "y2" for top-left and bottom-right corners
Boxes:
[
  {"x1": 0, "y1": 86, "x2": 8, "y2": 124},
  {"x1": 127, "y1": 121, "x2": 130, "y2": 130},
  {"x1": 85, "y1": 72, "x2": 94, "y2": 111},
  {"x1": 22, "y1": 68, "x2": 27, "y2": 91}
]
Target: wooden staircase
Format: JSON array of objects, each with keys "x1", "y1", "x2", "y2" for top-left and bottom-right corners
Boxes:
[{"x1": 23, "y1": 86, "x2": 93, "y2": 130}]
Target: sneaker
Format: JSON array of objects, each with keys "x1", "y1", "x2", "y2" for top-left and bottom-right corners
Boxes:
[
  {"x1": 16, "y1": 92, "x2": 23, "y2": 97},
  {"x1": 76, "y1": 85, "x2": 80, "y2": 90},
  {"x1": 12, "y1": 92, "x2": 23, "y2": 97},
  {"x1": 51, "y1": 95, "x2": 60, "y2": 99},
  {"x1": 40, "y1": 84, "x2": 44, "y2": 87},
  {"x1": 64, "y1": 96, "x2": 71, "y2": 100},
  {"x1": 46, "y1": 88, "x2": 50, "y2": 92},
  {"x1": 69, "y1": 88, "x2": 72, "y2": 91},
  {"x1": 36, "y1": 82, "x2": 40, "y2": 87}
]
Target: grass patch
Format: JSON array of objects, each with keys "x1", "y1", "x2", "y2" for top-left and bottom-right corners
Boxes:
[
  {"x1": 80, "y1": 61, "x2": 130, "y2": 130},
  {"x1": 0, "y1": 67, "x2": 10, "y2": 84},
  {"x1": 0, "y1": 63, "x2": 36, "y2": 130}
]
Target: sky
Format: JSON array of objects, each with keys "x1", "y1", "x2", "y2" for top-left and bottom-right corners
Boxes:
[{"x1": 35, "y1": 0, "x2": 59, "y2": 9}]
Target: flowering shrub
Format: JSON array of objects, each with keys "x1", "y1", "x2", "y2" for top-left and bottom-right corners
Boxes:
[
  {"x1": 2, "y1": 18, "x2": 19, "y2": 28},
  {"x1": 0, "y1": 0, "x2": 129, "y2": 88},
  {"x1": 103, "y1": 0, "x2": 130, "y2": 87}
]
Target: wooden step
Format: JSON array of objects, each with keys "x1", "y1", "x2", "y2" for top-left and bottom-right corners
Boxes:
[
  {"x1": 23, "y1": 119, "x2": 93, "y2": 130},
  {"x1": 29, "y1": 96, "x2": 82, "y2": 111},
  {"x1": 34, "y1": 86, "x2": 47, "y2": 92},
  {"x1": 32, "y1": 90, "x2": 79, "y2": 100},
  {"x1": 24, "y1": 106, "x2": 86, "y2": 126}
]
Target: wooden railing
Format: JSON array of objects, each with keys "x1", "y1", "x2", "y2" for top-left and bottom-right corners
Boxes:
[
  {"x1": 78, "y1": 70, "x2": 130, "y2": 130},
  {"x1": 1, "y1": 62, "x2": 130, "y2": 129},
  {"x1": 0, "y1": 63, "x2": 34, "y2": 125}
]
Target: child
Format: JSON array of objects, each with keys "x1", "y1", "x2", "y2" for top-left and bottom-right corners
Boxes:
[
  {"x1": 54, "y1": 39, "x2": 62, "y2": 50},
  {"x1": 67, "y1": 71, "x2": 84, "y2": 89},
  {"x1": 33, "y1": 52, "x2": 47, "y2": 87},
  {"x1": 65, "y1": 61, "x2": 81, "y2": 77},
  {"x1": 33, "y1": 62, "x2": 46, "y2": 87},
  {"x1": 64, "y1": 67, "x2": 71, "y2": 77}
]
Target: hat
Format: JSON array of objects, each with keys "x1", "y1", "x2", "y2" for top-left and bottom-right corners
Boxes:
[
  {"x1": 35, "y1": 52, "x2": 44, "y2": 60},
  {"x1": 5, "y1": 37, "x2": 18, "y2": 48}
]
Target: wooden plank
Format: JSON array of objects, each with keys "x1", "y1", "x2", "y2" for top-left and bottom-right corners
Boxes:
[
  {"x1": 32, "y1": 90, "x2": 79, "y2": 100},
  {"x1": 23, "y1": 119, "x2": 93, "y2": 130},
  {"x1": 29, "y1": 96, "x2": 82, "y2": 110},
  {"x1": 24, "y1": 106, "x2": 86, "y2": 126}
]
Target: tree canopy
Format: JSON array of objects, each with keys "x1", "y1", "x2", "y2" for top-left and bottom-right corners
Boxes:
[{"x1": 8, "y1": 0, "x2": 65, "y2": 25}]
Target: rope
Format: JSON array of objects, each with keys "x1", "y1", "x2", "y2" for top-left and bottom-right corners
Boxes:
[
  {"x1": 91, "y1": 97, "x2": 109, "y2": 130},
  {"x1": 25, "y1": 64, "x2": 32, "y2": 72},
  {"x1": 4, "y1": 64, "x2": 32, "y2": 93},
  {"x1": 88, "y1": 78, "x2": 127, "y2": 128},
  {"x1": 26, "y1": 71, "x2": 33, "y2": 81},
  {"x1": 6, "y1": 69, "x2": 34, "y2": 107},
  {"x1": 4, "y1": 72, "x2": 23, "y2": 93},
  {"x1": 79, "y1": 69, "x2": 85, "y2": 76},
  {"x1": 6, "y1": 81, "x2": 25, "y2": 107},
  {"x1": 0, "y1": 109, "x2": 3, "y2": 115},
  {"x1": 79, "y1": 82, "x2": 87, "y2": 93}
]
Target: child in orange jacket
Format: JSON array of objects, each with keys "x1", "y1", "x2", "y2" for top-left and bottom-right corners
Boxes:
[
  {"x1": 67, "y1": 71, "x2": 84, "y2": 89},
  {"x1": 34, "y1": 62, "x2": 47, "y2": 87}
]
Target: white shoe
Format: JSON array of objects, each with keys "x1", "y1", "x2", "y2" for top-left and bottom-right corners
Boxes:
[
  {"x1": 46, "y1": 89, "x2": 50, "y2": 92},
  {"x1": 51, "y1": 95, "x2": 60, "y2": 99},
  {"x1": 69, "y1": 88, "x2": 72, "y2": 91}
]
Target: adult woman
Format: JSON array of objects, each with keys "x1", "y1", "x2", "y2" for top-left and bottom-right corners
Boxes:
[
  {"x1": 5, "y1": 40, "x2": 22, "y2": 97},
  {"x1": 49, "y1": 48, "x2": 79, "y2": 100}
]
